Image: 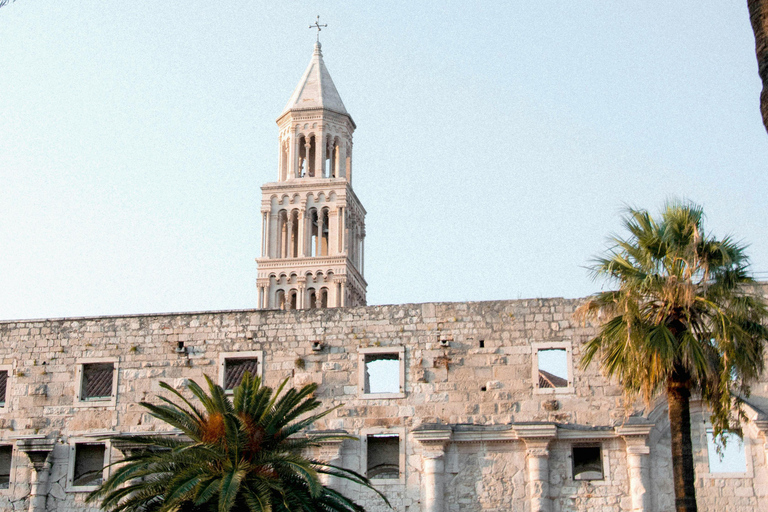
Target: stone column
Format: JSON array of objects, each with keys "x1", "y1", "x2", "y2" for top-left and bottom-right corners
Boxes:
[
  {"x1": 16, "y1": 437, "x2": 56, "y2": 512},
  {"x1": 328, "y1": 208, "x2": 338, "y2": 256},
  {"x1": 755, "y1": 420, "x2": 768, "y2": 462},
  {"x1": 315, "y1": 131, "x2": 325, "y2": 176},
  {"x1": 616, "y1": 423, "x2": 654, "y2": 512},
  {"x1": 516, "y1": 424, "x2": 556, "y2": 512},
  {"x1": 413, "y1": 426, "x2": 452, "y2": 512},
  {"x1": 298, "y1": 280, "x2": 307, "y2": 310}
]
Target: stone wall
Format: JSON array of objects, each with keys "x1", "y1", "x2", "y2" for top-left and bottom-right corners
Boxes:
[{"x1": 0, "y1": 298, "x2": 766, "y2": 510}]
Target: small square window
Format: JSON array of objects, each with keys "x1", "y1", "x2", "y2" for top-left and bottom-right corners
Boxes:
[
  {"x1": 218, "y1": 351, "x2": 263, "y2": 393},
  {"x1": 707, "y1": 430, "x2": 747, "y2": 474},
  {"x1": 358, "y1": 347, "x2": 405, "y2": 399},
  {"x1": 224, "y1": 358, "x2": 259, "y2": 390},
  {"x1": 533, "y1": 343, "x2": 573, "y2": 394},
  {"x1": 82, "y1": 363, "x2": 114, "y2": 399},
  {"x1": 75, "y1": 359, "x2": 118, "y2": 407},
  {"x1": 0, "y1": 446, "x2": 12, "y2": 489},
  {"x1": 72, "y1": 443, "x2": 106, "y2": 487},
  {"x1": 367, "y1": 435, "x2": 400, "y2": 480},
  {"x1": 572, "y1": 445, "x2": 603, "y2": 481}
]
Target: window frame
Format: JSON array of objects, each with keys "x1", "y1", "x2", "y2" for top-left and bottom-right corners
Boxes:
[
  {"x1": 358, "y1": 346, "x2": 406, "y2": 399},
  {"x1": 66, "y1": 439, "x2": 111, "y2": 492},
  {"x1": 532, "y1": 341, "x2": 574, "y2": 394},
  {"x1": 360, "y1": 427, "x2": 406, "y2": 485},
  {"x1": 703, "y1": 428, "x2": 753, "y2": 478},
  {"x1": 218, "y1": 351, "x2": 264, "y2": 394},
  {"x1": 74, "y1": 358, "x2": 119, "y2": 408},
  {"x1": 0, "y1": 365, "x2": 12, "y2": 412}
]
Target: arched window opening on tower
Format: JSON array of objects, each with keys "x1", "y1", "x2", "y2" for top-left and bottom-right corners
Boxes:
[
  {"x1": 310, "y1": 209, "x2": 319, "y2": 257},
  {"x1": 319, "y1": 287, "x2": 328, "y2": 308},
  {"x1": 278, "y1": 211, "x2": 289, "y2": 259},
  {"x1": 298, "y1": 135, "x2": 307, "y2": 178},
  {"x1": 276, "y1": 290, "x2": 286, "y2": 310},
  {"x1": 308, "y1": 288, "x2": 317, "y2": 309},
  {"x1": 321, "y1": 209, "x2": 329, "y2": 256},
  {"x1": 307, "y1": 135, "x2": 316, "y2": 177},
  {"x1": 290, "y1": 210, "x2": 299, "y2": 257},
  {"x1": 289, "y1": 290, "x2": 298, "y2": 310}
]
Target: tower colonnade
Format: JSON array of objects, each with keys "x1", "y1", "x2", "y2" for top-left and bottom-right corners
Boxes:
[{"x1": 256, "y1": 41, "x2": 367, "y2": 311}]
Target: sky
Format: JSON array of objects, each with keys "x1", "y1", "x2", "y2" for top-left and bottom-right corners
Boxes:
[{"x1": 1, "y1": 1, "x2": 766, "y2": 321}]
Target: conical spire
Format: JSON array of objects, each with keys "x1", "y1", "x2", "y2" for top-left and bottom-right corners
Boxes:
[{"x1": 281, "y1": 42, "x2": 349, "y2": 117}]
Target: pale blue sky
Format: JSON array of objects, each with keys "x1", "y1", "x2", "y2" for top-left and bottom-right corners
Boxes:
[{"x1": 1, "y1": 1, "x2": 766, "y2": 320}]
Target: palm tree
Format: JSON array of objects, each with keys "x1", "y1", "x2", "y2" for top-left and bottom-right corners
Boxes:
[
  {"x1": 576, "y1": 201, "x2": 768, "y2": 512},
  {"x1": 87, "y1": 373, "x2": 389, "y2": 512},
  {"x1": 748, "y1": 0, "x2": 768, "y2": 133}
]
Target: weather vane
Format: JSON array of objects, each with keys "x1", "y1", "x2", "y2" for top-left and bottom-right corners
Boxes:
[{"x1": 309, "y1": 15, "x2": 327, "y2": 42}]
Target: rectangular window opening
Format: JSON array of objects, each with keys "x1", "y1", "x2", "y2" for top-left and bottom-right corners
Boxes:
[
  {"x1": 572, "y1": 445, "x2": 603, "y2": 481},
  {"x1": 0, "y1": 371, "x2": 7, "y2": 407},
  {"x1": 538, "y1": 349, "x2": 568, "y2": 388},
  {"x1": 73, "y1": 444, "x2": 106, "y2": 487},
  {"x1": 707, "y1": 430, "x2": 747, "y2": 473},
  {"x1": 0, "y1": 446, "x2": 11, "y2": 489},
  {"x1": 364, "y1": 354, "x2": 400, "y2": 394},
  {"x1": 82, "y1": 363, "x2": 114, "y2": 400},
  {"x1": 367, "y1": 435, "x2": 400, "y2": 480},
  {"x1": 224, "y1": 358, "x2": 259, "y2": 391}
]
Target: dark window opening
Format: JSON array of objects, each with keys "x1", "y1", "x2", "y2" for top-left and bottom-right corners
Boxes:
[
  {"x1": 0, "y1": 446, "x2": 11, "y2": 489},
  {"x1": 367, "y1": 435, "x2": 400, "y2": 480},
  {"x1": 73, "y1": 444, "x2": 105, "y2": 487},
  {"x1": 479, "y1": 340, "x2": 485, "y2": 348},
  {"x1": 572, "y1": 445, "x2": 603, "y2": 480},
  {"x1": 82, "y1": 363, "x2": 114, "y2": 400},
  {"x1": 224, "y1": 358, "x2": 259, "y2": 391}
]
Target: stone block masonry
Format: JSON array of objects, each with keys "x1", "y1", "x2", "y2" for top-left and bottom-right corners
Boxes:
[{"x1": 0, "y1": 298, "x2": 766, "y2": 511}]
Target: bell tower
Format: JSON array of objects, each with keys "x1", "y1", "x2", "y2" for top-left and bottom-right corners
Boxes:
[{"x1": 256, "y1": 41, "x2": 367, "y2": 310}]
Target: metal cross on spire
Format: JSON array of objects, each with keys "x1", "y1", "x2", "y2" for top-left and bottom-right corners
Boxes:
[{"x1": 309, "y1": 15, "x2": 327, "y2": 42}]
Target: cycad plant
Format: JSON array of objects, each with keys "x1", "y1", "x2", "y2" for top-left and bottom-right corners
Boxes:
[
  {"x1": 577, "y1": 201, "x2": 768, "y2": 512},
  {"x1": 87, "y1": 373, "x2": 388, "y2": 512}
]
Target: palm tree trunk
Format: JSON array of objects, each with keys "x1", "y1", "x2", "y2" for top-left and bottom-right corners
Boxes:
[
  {"x1": 667, "y1": 377, "x2": 698, "y2": 512},
  {"x1": 748, "y1": 0, "x2": 768, "y2": 132}
]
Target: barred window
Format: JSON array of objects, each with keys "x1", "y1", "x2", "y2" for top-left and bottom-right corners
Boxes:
[
  {"x1": 82, "y1": 363, "x2": 114, "y2": 400},
  {"x1": 224, "y1": 358, "x2": 259, "y2": 391},
  {"x1": 0, "y1": 371, "x2": 7, "y2": 407}
]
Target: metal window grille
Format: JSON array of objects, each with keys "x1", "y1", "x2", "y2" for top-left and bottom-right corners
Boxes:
[
  {"x1": 0, "y1": 371, "x2": 7, "y2": 406},
  {"x1": 82, "y1": 363, "x2": 114, "y2": 399},
  {"x1": 224, "y1": 359, "x2": 259, "y2": 390}
]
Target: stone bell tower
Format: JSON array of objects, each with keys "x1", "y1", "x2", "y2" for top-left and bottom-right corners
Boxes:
[{"x1": 256, "y1": 41, "x2": 367, "y2": 310}]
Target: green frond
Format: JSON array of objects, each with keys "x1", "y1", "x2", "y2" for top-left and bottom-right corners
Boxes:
[{"x1": 579, "y1": 200, "x2": 768, "y2": 443}]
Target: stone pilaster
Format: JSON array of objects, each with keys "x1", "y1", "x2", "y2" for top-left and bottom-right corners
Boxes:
[
  {"x1": 413, "y1": 426, "x2": 452, "y2": 512},
  {"x1": 16, "y1": 436, "x2": 56, "y2": 512},
  {"x1": 308, "y1": 430, "x2": 347, "y2": 490},
  {"x1": 516, "y1": 424, "x2": 556, "y2": 512},
  {"x1": 616, "y1": 422, "x2": 654, "y2": 512}
]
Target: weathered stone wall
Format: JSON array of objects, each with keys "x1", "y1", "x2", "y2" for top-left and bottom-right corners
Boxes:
[{"x1": 0, "y1": 298, "x2": 766, "y2": 511}]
